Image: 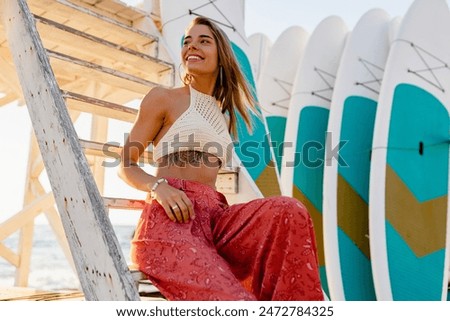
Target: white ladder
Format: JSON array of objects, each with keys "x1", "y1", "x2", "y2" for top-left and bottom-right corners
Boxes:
[{"x1": 0, "y1": 0, "x2": 174, "y2": 300}]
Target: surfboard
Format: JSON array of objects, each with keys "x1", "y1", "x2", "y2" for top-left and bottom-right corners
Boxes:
[
  {"x1": 369, "y1": 0, "x2": 450, "y2": 301},
  {"x1": 257, "y1": 26, "x2": 309, "y2": 178},
  {"x1": 281, "y1": 16, "x2": 348, "y2": 297},
  {"x1": 322, "y1": 8, "x2": 391, "y2": 301},
  {"x1": 247, "y1": 33, "x2": 271, "y2": 82},
  {"x1": 159, "y1": 0, "x2": 281, "y2": 204}
]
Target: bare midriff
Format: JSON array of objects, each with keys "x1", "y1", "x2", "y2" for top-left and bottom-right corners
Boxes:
[{"x1": 154, "y1": 151, "x2": 221, "y2": 188}]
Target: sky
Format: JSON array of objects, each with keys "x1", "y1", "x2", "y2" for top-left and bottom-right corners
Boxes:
[{"x1": 0, "y1": 0, "x2": 429, "y2": 226}]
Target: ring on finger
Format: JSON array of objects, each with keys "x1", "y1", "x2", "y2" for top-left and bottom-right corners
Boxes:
[{"x1": 171, "y1": 204, "x2": 179, "y2": 210}]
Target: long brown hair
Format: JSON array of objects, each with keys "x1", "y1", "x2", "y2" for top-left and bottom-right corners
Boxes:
[{"x1": 182, "y1": 16, "x2": 257, "y2": 137}]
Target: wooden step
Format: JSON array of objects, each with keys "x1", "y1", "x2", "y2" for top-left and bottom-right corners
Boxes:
[
  {"x1": 48, "y1": 49, "x2": 161, "y2": 96},
  {"x1": 69, "y1": 0, "x2": 147, "y2": 25},
  {"x1": 129, "y1": 267, "x2": 164, "y2": 298},
  {"x1": 81, "y1": 139, "x2": 239, "y2": 191},
  {"x1": 80, "y1": 138, "x2": 240, "y2": 194},
  {"x1": 103, "y1": 197, "x2": 145, "y2": 210},
  {"x1": 79, "y1": 138, "x2": 153, "y2": 164},
  {"x1": 34, "y1": 14, "x2": 173, "y2": 80},
  {"x1": 28, "y1": 0, "x2": 158, "y2": 54},
  {"x1": 63, "y1": 91, "x2": 138, "y2": 123},
  {"x1": 28, "y1": 0, "x2": 174, "y2": 101}
]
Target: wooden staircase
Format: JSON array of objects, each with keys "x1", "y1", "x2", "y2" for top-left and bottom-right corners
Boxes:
[
  {"x1": 0, "y1": 0, "x2": 164, "y2": 301},
  {"x1": 0, "y1": 0, "x2": 239, "y2": 300}
]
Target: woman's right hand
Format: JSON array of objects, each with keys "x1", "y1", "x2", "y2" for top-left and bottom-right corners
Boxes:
[{"x1": 146, "y1": 182, "x2": 195, "y2": 223}]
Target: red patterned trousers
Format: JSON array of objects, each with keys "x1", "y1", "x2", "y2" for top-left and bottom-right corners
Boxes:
[{"x1": 131, "y1": 177, "x2": 324, "y2": 301}]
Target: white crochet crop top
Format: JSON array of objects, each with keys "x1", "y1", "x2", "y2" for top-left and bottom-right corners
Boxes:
[{"x1": 153, "y1": 86, "x2": 233, "y2": 167}]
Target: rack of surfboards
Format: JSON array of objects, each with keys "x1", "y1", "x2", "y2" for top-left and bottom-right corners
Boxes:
[
  {"x1": 159, "y1": 0, "x2": 450, "y2": 300},
  {"x1": 257, "y1": 0, "x2": 449, "y2": 301}
]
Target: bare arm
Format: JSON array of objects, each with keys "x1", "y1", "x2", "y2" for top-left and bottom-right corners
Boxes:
[
  {"x1": 118, "y1": 87, "x2": 194, "y2": 223},
  {"x1": 118, "y1": 87, "x2": 165, "y2": 191}
]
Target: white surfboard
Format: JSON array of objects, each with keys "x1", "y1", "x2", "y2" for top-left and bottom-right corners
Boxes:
[
  {"x1": 281, "y1": 16, "x2": 348, "y2": 298},
  {"x1": 257, "y1": 26, "x2": 309, "y2": 179},
  {"x1": 369, "y1": 0, "x2": 450, "y2": 301},
  {"x1": 322, "y1": 8, "x2": 391, "y2": 301},
  {"x1": 160, "y1": 0, "x2": 281, "y2": 204},
  {"x1": 248, "y1": 33, "x2": 272, "y2": 82}
]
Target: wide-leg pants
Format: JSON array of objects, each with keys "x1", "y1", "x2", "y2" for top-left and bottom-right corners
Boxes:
[{"x1": 131, "y1": 177, "x2": 324, "y2": 301}]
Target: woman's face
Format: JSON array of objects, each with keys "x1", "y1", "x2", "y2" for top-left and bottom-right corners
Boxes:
[{"x1": 182, "y1": 24, "x2": 219, "y2": 77}]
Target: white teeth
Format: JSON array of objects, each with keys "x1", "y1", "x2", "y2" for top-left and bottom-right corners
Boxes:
[{"x1": 187, "y1": 55, "x2": 202, "y2": 61}]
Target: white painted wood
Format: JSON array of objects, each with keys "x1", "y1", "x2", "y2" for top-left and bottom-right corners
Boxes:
[
  {"x1": 0, "y1": 0, "x2": 139, "y2": 300},
  {"x1": 90, "y1": 115, "x2": 108, "y2": 193},
  {"x1": 63, "y1": 91, "x2": 138, "y2": 123}
]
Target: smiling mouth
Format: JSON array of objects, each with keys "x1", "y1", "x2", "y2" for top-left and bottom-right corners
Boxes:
[{"x1": 186, "y1": 55, "x2": 204, "y2": 62}]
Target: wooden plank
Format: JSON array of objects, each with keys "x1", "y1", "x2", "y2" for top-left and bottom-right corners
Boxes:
[
  {"x1": 28, "y1": 0, "x2": 157, "y2": 50},
  {"x1": 80, "y1": 138, "x2": 239, "y2": 194},
  {"x1": 0, "y1": 243, "x2": 20, "y2": 267},
  {"x1": 0, "y1": 287, "x2": 43, "y2": 300},
  {"x1": 79, "y1": 139, "x2": 154, "y2": 164},
  {"x1": 103, "y1": 197, "x2": 145, "y2": 210},
  {"x1": 94, "y1": 0, "x2": 130, "y2": 16},
  {"x1": 0, "y1": 288, "x2": 84, "y2": 301},
  {"x1": 68, "y1": 0, "x2": 133, "y2": 26},
  {"x1": 32, "y1": 181, "x2": 77, "y2": 274},
  {"x1": 15, "y1": 223, "x2": 34, "y2": 287},
  {"x1": 34, "y1": 15, "x2": 173, "y2": 76},
  {"x1": 63, "y1": 91, "x2": 138, "y2": 123},
  {"x1": 0, "y1": 0, "x2": 139, "y2": 300},
  {"x1": 0, "y1": 193, "x2": 55, "y2": 242},
  {"x1": 48, "y1": 50, "x2": 158, "y2": 95},
  {"x1": 0, "y1": 47, "x2": 24, "y2": 99},
  {"x1": 90, "y1": 114, "x2": 109, "y2": 193},
  {"x1": 0, "y1": 92, "x2": 18, "y2": 106},
  {"x1": 216, "y1": 171, "x2": 239, "y2": 194}
]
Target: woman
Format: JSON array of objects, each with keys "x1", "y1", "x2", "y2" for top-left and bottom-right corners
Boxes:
[{"x1": 119, "y1": 16, "x2": 324, "y2": 301}]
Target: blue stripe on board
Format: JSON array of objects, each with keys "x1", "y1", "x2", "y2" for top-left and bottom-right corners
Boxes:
[
  {"x1": 319, "y1": 266, "x2": 329, "y2": 298},
  {"x1": 387, "y1": 83, "x2": 449, "y2": 202},
  {"x1": 294, "y1": 106, "x2": 329, "y2": 211},
  {"x1": 386, "y1": 222, "x2": 445, "y2": 300},
  {"x1": 339, "y1": 96, "x2": 377, "y2": 202},
  {"x1": 266, "y1": 116, "x2": 287, "y2": 173},
  {"x1": 338, "y1": 228, "x2": 376, "y2": 300},
  {"x1": 386, "y1": 83, "x2": 449, "y2": 300},
  {"x1": 337, "y1": 96, "x2": 377, "y2": 300},
  {"x1": 231, "y1": 42, "x2": 272, "y2": 181}
]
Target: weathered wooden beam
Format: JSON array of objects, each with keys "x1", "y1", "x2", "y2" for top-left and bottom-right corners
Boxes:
[
  {"x1": 0, "y1": 47, "x2": 23, "y2": 99},
  {"x1": 0, "y1": 242, "x2": 20, "y2": 267},
  {"x1": 0, "y1": 193, "x2": 54, "y2": 242},
  {"x1": 34, "y1": 14, "x2": 173, "y2": 75},
  {"x1": 62, "y1": 91, "x2": 138, "y2": 123},
  {"x1": 90, "y1": 115, "x2": 108, "y2": 193},
  {"x1": 79, "y1": 139, "x2": 154, "y2": 164},
  {"x1": 103, "y1": 197, "x2": 146, "y2": 210},
  {"x1": 47, "y1": 49, "x2": 161, "y2": 91},
  {"x1": 0, "y1": 0, "x2": 139, "y2": 300},
  {"x1": 32, "y1": 181, "x2": 77, "y2": 275},
  {"x1": 0, "y1": 92, "x2": 18, "y2": 106},
  {"x1": 15, "y1": 222, "x2": 34, "y2": 287}
]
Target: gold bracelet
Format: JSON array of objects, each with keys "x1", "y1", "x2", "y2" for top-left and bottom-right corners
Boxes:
[{"x1": 149, "y1": 178, "x2": 168, "y2": 199}]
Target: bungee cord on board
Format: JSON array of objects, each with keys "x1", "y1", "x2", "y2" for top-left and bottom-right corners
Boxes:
[{"x1": 161, "y1": 0, "x2": 249, "y2": 46}]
